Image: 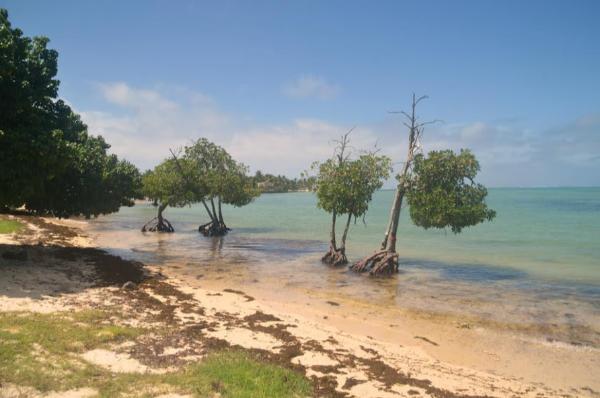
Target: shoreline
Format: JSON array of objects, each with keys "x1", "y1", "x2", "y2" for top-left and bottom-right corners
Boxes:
[{"x1": 1, "y1": 214, "x2": 599, "y2": 397}]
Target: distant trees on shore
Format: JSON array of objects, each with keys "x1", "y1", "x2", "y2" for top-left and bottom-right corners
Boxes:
[
  {"x1": 0, "y1": 9, "x2": 141, "y2": 218},
  {"x1": 252, "y1": 172, "x2": 315, "y2": 193}
]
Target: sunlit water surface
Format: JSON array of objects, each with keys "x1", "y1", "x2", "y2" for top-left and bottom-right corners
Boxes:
[{"x1": 87, "y1": 188, "x2": 600, "y2": 347}]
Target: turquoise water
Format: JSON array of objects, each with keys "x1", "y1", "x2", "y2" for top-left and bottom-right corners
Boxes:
[
  {"x1": 89, "y1": 187, "x2": 600, "y2": 344},
  {"x1": 213, "y1": 187, "x2": 600, "y2": 285},
  {"x1": 101, "y1": 188, "x2": 600, "y2": 283}
]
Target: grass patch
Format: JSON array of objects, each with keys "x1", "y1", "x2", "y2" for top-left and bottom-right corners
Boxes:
[
  {"x1": 0, "y1": 310, "x2": 145, "y2": 393},
  {"x1": 0, "y1": 219, "x2": 24, "y2": 234},
  {"x1": 168, "y1": 350, "x2": 312, "y2": 398},
  {"x1": 0, "y1": 311, "x2": 312, "y2": 397}
]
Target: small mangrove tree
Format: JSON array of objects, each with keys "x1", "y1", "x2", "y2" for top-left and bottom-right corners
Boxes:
[
  {"x1": 352, "y1": 94, "x2": 496, "y2": 275},
  {"x1": 313, "y1": 132, "x2": 391, "y2": 266},
  {"x1": 182, "y1": 138, "x2": 260, "y2": 236},
  {"x1": 141, "y1": 159, "x2": 192, "y2": 232}
]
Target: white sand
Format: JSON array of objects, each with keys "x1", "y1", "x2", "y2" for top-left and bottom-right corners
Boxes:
[{"x1": 1, "y1": 215, "x2": 598, "y2": 397}]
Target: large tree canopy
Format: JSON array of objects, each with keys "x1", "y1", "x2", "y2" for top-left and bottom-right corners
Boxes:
[
  {"x1": 408, "y1": 150, "x2": 496, "y2": 233},
  {"x1": 0, "y1": 9, "x2": 141, "y2": 217}
]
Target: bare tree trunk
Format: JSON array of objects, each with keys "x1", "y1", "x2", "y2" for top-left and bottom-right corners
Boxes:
[
  {"x1": 199, "y1": 196, "x2": 230, "y2": 237},
  {"x1": 385, "y1": 186, "x2": 406, "y2": 253},
  {"x1": 322, "y1": 130, "x2": 354, "y2": 266},
  {"x1": 210, "y1": 198, "x2": 217, "y2": 221},
  {"x1": 330, "y1": 211, "x2": 337, "y2": 250},
  {"x1": 352, "y1": 93, "x2": 433, "y2": 275},
  {"x1": 157, "y1": 203, "x2": 166, "y2": 225},
  {"x1": 322, "y1": 211, "x2": 349, "y2": 266},
  {"x1": 380, "y1": 189, "x2": 400, "y2": 250},
  {"x1": 341, "y1": 213, "x2": 352, "y2": 251},
  {"x1": 201, "y1": 199, "x2": 215, "y2": 222},
  {"x1": 218, "y1": 196, "x2": 224, "y2": 224}
]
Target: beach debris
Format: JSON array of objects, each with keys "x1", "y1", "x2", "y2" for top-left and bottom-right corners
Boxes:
[
  {"x1": 414, "y1": 336, "x2": 439, "y2": 346},
  {"x1": 122, "y1": 281, "x2": 137, "y2": 290}
]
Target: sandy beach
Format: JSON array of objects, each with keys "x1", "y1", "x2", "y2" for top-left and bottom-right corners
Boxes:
[{"x1": 1, "y1": 214, "x2": 598, "y2": 398}]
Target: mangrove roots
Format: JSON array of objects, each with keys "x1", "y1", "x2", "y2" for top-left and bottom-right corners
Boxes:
[
  {"x1": 199, "y1": 221, "x2": 230, "y2": 237},
  {"x1": 322, "y1": 245, "x2": 348, "y2": 266},
  {"x1": 350, "y1": 250, "x2": 399, "y2": 275},
  {"x1": 141, "y1": 217, "x2": 175, "y2": 233}
]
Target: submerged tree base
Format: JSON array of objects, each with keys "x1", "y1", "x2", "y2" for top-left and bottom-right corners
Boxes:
[
  {"x1": 322, "y1": 246, "x2": 348, "y2": 266},
  {"x1": 351, "y1": 250, "x2": 399, "y2": 275},
  {"x1": 141, "y1": 217, "x2": 175, "y2": 233},
  {"x1": 199, "y1": 221, "x2": 230, "y2": 237}
]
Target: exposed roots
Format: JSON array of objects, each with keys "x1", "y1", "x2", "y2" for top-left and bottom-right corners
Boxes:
[
  {"x1": 141, "y1": 217, "x2": 175, "y2": 233},
  {"x1": 322, "y1": 246, "x2": 348, "y2": 266},
  {"x1": 198, "y1": 221, "x2": 230, "y2": 237},
  {"x1": 350, "y1": 250, "x2": 399, "y2": 275}
]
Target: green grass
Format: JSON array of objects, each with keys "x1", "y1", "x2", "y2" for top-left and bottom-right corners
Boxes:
[
  {"x1": 167, "y1": 351, "x2": 312, "y2": 398},
  {"x1": 0, "y1": 219, "x2": 24, "y2": 234},
  {"x1": 0, "y1": 311, "x2": 312, "y2": 397}
]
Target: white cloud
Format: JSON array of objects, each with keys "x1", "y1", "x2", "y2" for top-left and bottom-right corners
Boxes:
[
  {"x1": 283, "y1": 75, "x2": 340, "y2": 100},
  {"x1": 79, "y1": 83, "x2": 231, "y2": 170},
  {"x1": 79, "y1": 82, "x2": 365, "y2": 175},
  {"x1": 229, "y1": 119, "x2": 381, "y2": 176},
  {"x1": 78, "y1": 82, "x2": 600, "y2": 186}
]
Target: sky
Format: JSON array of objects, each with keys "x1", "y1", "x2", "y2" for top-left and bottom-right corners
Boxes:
[{"x1": 3, "y1": 0, "x2": 600, "y2": 187}]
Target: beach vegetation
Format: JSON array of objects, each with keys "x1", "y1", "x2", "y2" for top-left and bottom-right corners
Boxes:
[
  {"x1": 180, "y1": 138, "x2": 260, "y2": 236},
  {"x1": 0, "y1": 9, "x2": 142, "y2": 218},
  {"x1": 0, "y1": 310, "x2": 311, "y2": 398},
  {"x1": 313, "y1": 131, "x2": 392, "y2": 265},
  {"x1": 141, "y1": 159, "x2": 194, "y2": 232},
  {"x1": 253, "y1": 170, "x2": 315, "y2": 193},
  {"x1": 352, "y1": 94, "x2": 496, "y2": 275},
  {"x1": 0, "y1": 219, "x2": 24, "y2": 234}
]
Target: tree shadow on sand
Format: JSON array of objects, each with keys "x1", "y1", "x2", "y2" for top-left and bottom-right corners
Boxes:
[{"x1": 0, "y1": 243, "x2": 146, "y2": 301}]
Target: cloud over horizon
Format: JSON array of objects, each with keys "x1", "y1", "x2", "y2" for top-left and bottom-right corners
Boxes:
[{"x1": 78, "y1": 82, "x2": 600, "y2": 187}]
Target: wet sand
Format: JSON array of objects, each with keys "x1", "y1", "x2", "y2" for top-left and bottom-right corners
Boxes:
[{"x1": 1, "y1": 214, "x2": 599, "y2": 397}]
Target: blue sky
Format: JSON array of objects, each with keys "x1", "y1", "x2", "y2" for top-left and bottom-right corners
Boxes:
[{"x1": 3, "y1": 0, "x2": 600, "y2": 186}]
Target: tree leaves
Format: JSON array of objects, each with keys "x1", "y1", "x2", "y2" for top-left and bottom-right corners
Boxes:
[
  {"x1": 183, "y1": 138, "x2": 260, "y2": 208},
  {"x1": 407, "y1": 149, "x2": 496, "y2": 233},
  {"x1": 0, "y1": 9, "x2": 142, "y2": 217},
  {"x1": 314, "y1": 153, "x2": 392, "y2": 220}
]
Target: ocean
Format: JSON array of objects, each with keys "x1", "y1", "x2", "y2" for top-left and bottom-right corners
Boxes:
[{"x1": 87, "y1": 187, "x2": 600, "y2": 347}]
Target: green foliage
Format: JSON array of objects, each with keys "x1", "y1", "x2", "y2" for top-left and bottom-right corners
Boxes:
[
  {"x1": 25, "y1": 134, "x2": 142, "y2": 218},
  {"x1": 142, "y1": 158, "x2": 192, "y2": 208},
  {"x1": 0, "y1": 9, "x2": 141, "y2": 217},
  {"x1": 0, "y1": 219, "x2": 24, "y2": 234},
  {"x1": 0, "y1": 311, "x2": 311, "y2": 398},
  {"x1": 253, "y1": 171, "x2": 314, "y2": 193},
  {"x1": 183, "y1": 138, "x2": 260, "y2": 208},
  {"x1": 0, "y1": 310, "x2": 145, "y2": 393},
  {"x1": 168, "y1": 350, "x2": 312, "y2": 398},
  {"x1": 314, "y1": 154, "x2": 392, "y2": 220},
  {"x1": 407, "y1": 149, "x2": 496, "y2": 233}
]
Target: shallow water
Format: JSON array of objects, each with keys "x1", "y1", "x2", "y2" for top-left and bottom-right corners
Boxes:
[{"x1": 87, "y1": 188, "x2": 600, "y2": 347}]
